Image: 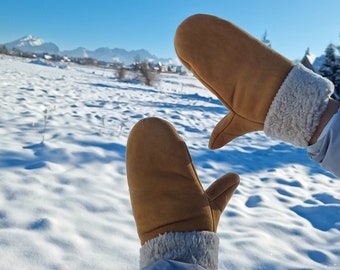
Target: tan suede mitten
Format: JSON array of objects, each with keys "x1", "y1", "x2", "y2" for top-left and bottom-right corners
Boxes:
[
  {"x1": 126, "y1": 117, "x2": 239, "y2": 244},
  {"x1": 126, "y1": 117, "x2": 239, "y2": 269},
  {"x1": 175, "y1": 14, "x2": 333, "y2": 148}
]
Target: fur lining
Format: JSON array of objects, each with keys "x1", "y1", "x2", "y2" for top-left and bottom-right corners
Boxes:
[
  {"x1": 139, "y1": 231, "x2": 219, "y2": 270},
  {"x1": 264, "y1": 64, "x2": 333, "y2": 147}
]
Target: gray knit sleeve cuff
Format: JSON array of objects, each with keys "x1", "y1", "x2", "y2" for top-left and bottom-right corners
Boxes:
[
  {"x1": 140, "y1": 231, "x2": 219, "y2": 270},
  {"x1": 264, "y1": 64, "x2": 333, "y2": 147}
]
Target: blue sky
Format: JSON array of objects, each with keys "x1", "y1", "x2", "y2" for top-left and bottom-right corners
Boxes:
[{"x1": 1, "y1": 0, "x2": 340, "y2": 60}]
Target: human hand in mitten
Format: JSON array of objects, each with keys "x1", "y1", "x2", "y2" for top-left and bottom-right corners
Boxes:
[
  {"x1": 175, "y1": 14, "x2": 333, "y2": 149},
  {"x1": 126, "y1": 117, "x2": 239, "y2": 269},
  {"x1": 126, "y1": 117, "x2": 239, "y2": 244}
]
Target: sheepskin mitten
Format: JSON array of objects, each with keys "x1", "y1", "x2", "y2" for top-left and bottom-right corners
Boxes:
[
  {"x1": 175, "y1": 14, "x2": 333, "y2": 148},
  {"x1": 126, "y1": 117, "x2": 239, "y2": 269}
]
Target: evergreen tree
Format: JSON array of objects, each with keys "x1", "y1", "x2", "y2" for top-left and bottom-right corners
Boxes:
[
  {"x1": 0, "y1": 44, "x2": 8, "y2": 55},
  {"x1": 319, "y1": 44, "x2": 337, "y2": 81},
  {"x1": 334, "y1": 68, "x2": 340, "y2": 99},
  {"x1": 318, "y1": 43, "x2": 340, "y2": 100},
  {"x1": 261, "y1": 30, "x2": 271, "y2": 48}
]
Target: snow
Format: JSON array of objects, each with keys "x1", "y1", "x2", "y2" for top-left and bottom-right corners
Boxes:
[{"x1": 0, "y1": 55, "x2": 339, "y2": 269}]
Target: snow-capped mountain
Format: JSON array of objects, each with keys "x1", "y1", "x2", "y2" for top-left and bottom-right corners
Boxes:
[
  {"x1": 61, "y1": 47, "x2": 89, "y2": 59},
  {"x1": 4, "y1": 35, "x2": 173, "y2": 65},
  {"x1": 5, "y1": 35, "x2": 60, "y2": 54},
  {"x1": 92, "y1": 47, "x2": 157, "y2": 64},
  {"x1": 61, "y1": 47, "x2": 159, "y2": 64}
]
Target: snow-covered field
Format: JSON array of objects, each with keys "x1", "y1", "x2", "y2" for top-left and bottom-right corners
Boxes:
[{"x1": 0, "y1": 55, "x2": 339, "y2": 269}]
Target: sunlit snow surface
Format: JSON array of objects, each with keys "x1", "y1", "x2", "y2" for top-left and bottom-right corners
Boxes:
[{"x1": 0, "y1": 56, "x2": 339, "y2": 269}]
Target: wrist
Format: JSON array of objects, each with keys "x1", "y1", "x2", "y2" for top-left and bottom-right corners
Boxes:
[{"x1": 309, "y1": 98, "x2": 340, "y2": 145}]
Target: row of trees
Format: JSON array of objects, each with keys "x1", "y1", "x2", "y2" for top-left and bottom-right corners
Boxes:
[
  {"x1": 317, "y1": 44, "x2": 340, "y2": 100},
  {"x1": 115, "y1": 62, "x2": 157, "y2": 86},
  {"x1": 0, "y1": 44, "x2": 111, "y2": 66}
]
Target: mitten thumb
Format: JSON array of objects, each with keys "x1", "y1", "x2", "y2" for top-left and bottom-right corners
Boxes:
[
  {"x1": 205, "y1": 172, "x2": 240, "y2": 232},
  {"x1": 209, "y1": 112, "x2": 263, "y2": 149}
]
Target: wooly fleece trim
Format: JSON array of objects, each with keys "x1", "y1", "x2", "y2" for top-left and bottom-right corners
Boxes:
[
  {"x1": 264, "y1": 63, "x2": 333, "y2": 147},
  {"x1": 139, "y1": 231, "x2": 219, "y2": 270}
]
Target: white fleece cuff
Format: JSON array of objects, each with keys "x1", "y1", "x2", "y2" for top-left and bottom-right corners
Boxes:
[
  {"x1": 140, "y1": 231, "x2": 219, "y2": 270},
  {"x1": 264, "y1": 64, "x2": 333, "y2": 147}
]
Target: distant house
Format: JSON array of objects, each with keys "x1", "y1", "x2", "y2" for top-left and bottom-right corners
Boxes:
[{"x1": 301, "y1": 48, "x2": 316, "y2": 72}]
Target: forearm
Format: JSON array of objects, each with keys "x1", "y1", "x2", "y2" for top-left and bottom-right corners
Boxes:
[{"x1": 308, "y1": 101, "x2": 340, "y2": 178}]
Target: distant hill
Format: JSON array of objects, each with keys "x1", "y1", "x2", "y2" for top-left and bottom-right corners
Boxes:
[{"x1": 4, "y1": 35, "x2": 174, "y2": 65}]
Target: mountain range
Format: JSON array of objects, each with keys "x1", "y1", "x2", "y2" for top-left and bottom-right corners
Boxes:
[{"x1": 4, "y1": 35, "x2": 175, "y2": 65}]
